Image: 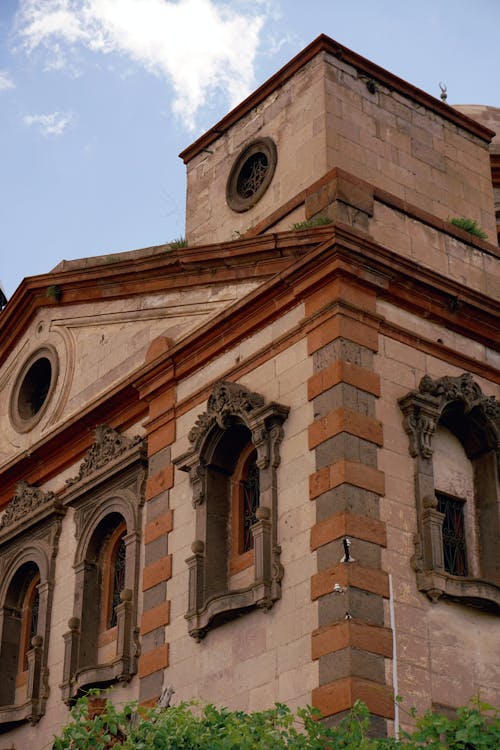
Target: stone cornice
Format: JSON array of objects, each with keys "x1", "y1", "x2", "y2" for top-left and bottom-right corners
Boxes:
[
  {"x1": 0, "y1": 233, "x2": 324, "y2": 371},
  {"x1": 243, "y1": 166, "x2": 500, "y2": 261},
  {"x1": 1, "y1": 222, "x2": 498, "y2": 507}
]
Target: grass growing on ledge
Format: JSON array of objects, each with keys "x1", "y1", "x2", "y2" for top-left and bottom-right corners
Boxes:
[
  {"x1": 169, "y1": 236, "x2": 188, "y2": 249},
  {"x1": 450, "y1": 217, "x2": 488, "y2": 240},
  {"x1": 291, "y1": 216, "x2": 332, "y2": 231}
]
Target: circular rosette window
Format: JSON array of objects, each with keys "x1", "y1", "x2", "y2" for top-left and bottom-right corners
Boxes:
[
  {"x1": 10, "y1": 346, "x2": 59, "y2": 432},
  {"x1": 226, "y1": 137, "x2": 277, "y2": 212}
]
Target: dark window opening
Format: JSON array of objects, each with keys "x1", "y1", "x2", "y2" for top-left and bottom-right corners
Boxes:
[
  {"x1": 237, "y1": 153, "x2": 269, "y2": 199},
  {"x1": 437, "y1": 492, "x2": 468, "y2": 576},
  {"x1": 109, "y1": 534, "x2": 126, "y2": 629},
  {"x1": 18, "y1": 357, "x2": 52, "y2": 419},
  {"x1": 242, "y1": 454, "x2": 259, "y2": 552},
  {"x1": 22, "y1": 585, "x2": 39, "y2": 671},
  {"x1": 29, "y1": 589, "x2": 39, "y2": 650}
]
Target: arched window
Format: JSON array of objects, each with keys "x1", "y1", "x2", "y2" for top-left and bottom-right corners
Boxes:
[
  {"x1": 62, "y1": 512, "x2": 138, "y2": 702},
  {"x1": 230, "y1": 445, "x2": 260, "y2": 574},
  {"x1": 19, "y1": 570, "x2": 40, "y2": 674},
  {"x1": 399, "y1": 373, "x2": 500, "y2": 610},
  {"x1": 61, "y1": 425, "x2": 145, "y2": 704},
  {"x1": 0, "y1": 480, "x2": 60, "y2": 726},
  {"x1": 0, "y1": 564, "x2": 40, "y2": 706},
  {"x1": 175, "y1": 381, "x2": 289, "y2": 640},
  {"x1": 101, "y1": 522, "x2": 127, "y2": 632},
  {"x1": 433, "y1": 426, "x2": 475, "y2": 578}
]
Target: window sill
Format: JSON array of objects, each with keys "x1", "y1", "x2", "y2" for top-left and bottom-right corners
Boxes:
[
  {"x1": 417, "y1": 570, "x2": 500, "y2": 612},
  {"x1": 0, "y1": 698, "x2": 44, "y2": 727},
  {"x1": 186, "y1": 580, "x2": 276, "y2": 641},
  {"x1": 63, "y1": 657, "x2": 135, "y2": 704}
]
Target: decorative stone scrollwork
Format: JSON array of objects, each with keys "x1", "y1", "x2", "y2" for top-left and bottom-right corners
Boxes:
[
  {"x1": 174, "y1": 381, "x2": 289, "y2": 640},
  {"x1": 419, "y1": 373, "x2": 498, "y2": 415},
  {"x1": 187, "y1": 382, "x2": 265, "y2": 449},
  {"x1": 66, "y1": 425, "x2": 142, "y2": 487},
  {"x1": 399, "y1": 373, "x2": 500, "y2": 462},
  {"x1": 399, "y1": 373, "x2": 500, "y2": 611},
  {"x1": 0, "y1": 481, "x2": 56, "y2": 530}
]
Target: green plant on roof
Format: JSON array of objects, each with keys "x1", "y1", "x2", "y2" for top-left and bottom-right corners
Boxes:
[
  {"x1": 291, "y1": 216, "x2": 332, "y2": 231},
  {"x1": 450, "y1": 217, "x2": 488, "y2": 240},
  {"x1": 46, "y1": 285, "x2": 62, "y2": 302},
  {"x1": 170, "y1": 236, "x2": 188, "y2": 249}
]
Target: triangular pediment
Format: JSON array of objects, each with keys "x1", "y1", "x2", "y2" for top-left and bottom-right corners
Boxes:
[{"x1": 0, "y1": 231, "x2": 327, "y2": 471}]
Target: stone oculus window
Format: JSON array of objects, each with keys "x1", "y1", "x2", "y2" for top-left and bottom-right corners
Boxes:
[
  {"x1": 9, "y1": 346, "x2": 59, "y2": 433},
  {"x1": 174, "y1": 381, "x2": 289, "y2": 641},
  {"x1": 226, "y1": 138, "x2": 277, "y2": 213},
  {"x1": 0, "y1": 482, "x2": 65, "y2": 727},
  {"x1": 60, "y1": 425, "x2": 146, "y2": 704},
  {"x1": 399, "y1": 373, "x2": 499, "y2": 611}
]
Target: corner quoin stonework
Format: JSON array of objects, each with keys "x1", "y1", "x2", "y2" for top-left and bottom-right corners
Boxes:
[
  {"x1": 306, "y1": 275, "x2": 394, "y2": 730},
  {"x1": 136, "y1": 337, "x2": 175, "y2": 705}
]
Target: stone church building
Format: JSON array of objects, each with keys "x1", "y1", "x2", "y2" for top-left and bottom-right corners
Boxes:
[{"x1": 0, "y1": 35, "x2": 498, "y2": 747}]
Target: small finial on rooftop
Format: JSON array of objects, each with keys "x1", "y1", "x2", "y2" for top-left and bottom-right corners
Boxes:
[{"x1": 439, "y1": 82, "x2": 448, "y2": 102}]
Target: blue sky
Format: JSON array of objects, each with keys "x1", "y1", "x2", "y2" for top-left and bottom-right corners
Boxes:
[{"x1": 1, "y1": 0, "x2": 499, "y2": 298}]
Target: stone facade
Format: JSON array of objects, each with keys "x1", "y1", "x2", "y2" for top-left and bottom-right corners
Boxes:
[{"x1": 0, "y1": 34, "x2": 498, "y2": 747}]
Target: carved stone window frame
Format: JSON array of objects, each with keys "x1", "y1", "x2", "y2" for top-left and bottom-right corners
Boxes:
[
  {"x1": 174, "y1": 381, "x2": 289, "y2": 641},
  {"x1": 60, "y1": 425, "x2": 146, "y2": 704},
  {"x1": 0, "y1": 482, "x2": 65, "y2": 726},
  {"x1": 399, "y1": 373, "x2": 500, "y2": 611}
]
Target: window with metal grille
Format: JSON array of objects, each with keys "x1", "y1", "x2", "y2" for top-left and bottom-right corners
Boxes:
[
  {"x1": 241, "y1": 454, "x2": 259, "y2": 553},
  {"x1": 436, "y1": 492, "x2": 468, "y2": 576},
  {"x1": 108, "y1": 533, "x2": 126, "y2": 628},
  {"x1": 20, "y1": 571, "x2": 40, "y2": 672}
]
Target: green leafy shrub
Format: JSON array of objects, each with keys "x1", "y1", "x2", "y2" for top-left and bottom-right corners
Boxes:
[
  {"x1": 291, "y1": 216, "x2": 332, "y2": 231},
  {"x1": 450, "y1": 217, "x2": 488, "y2": 240},
  {"x1": 52, "y1": 694, "x2": 499, "y2": 750}
]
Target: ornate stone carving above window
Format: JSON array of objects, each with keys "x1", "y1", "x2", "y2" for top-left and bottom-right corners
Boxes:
[
  {"x1": 66, "y1": 425, "x2": 143, "y2": 487},
  {"x1": 60, "y1": 425, "x2": 146, "y2": 703},
  {"x1": 174, "y1": 381, "x2": 289, "y2": 641},
  {"x1": 0, "y1": 482, "x2": 64, "y2": 726},
  {"x1": 0, "y1": 482, "x2": 57, "y2": 532},
  {"x1": 399, "y1": 373, "x2": 499, "y2": 611}
]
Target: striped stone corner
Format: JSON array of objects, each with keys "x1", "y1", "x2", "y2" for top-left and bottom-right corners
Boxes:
[{"x1": 306, "y1": 279, "x2": 393, "y2": 725}]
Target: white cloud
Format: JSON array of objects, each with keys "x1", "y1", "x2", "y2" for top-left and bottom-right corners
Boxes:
[
  {"x1": 0, "y1": 71, "x2": 15, "y2": 90},
  {"x1": 15, "y1": 0, "x2": 272, "y2": 130},
  {"x1": 23, "y1": 110, "x2": 74, "y2": 136}
]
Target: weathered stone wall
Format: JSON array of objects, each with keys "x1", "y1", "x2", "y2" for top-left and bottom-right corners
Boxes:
[
  {"x1": 323, "y1": 54, "x2": 495, "y2": 238},
  {"x1": 369, "y1": 202, "x2": 500, "y2": 298},
  {"x1": 185, "y1": 53, "x2": 329, "y2": 245},
  {"x1": 375, "y1": 304, "x2": 499, "y2": 726},
  {"x1": 185, "y1": 51, "x2": 496, "y2": 246},
  {"x1": 161, "y1": 309, "x2": 318, "y2": 711}
]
